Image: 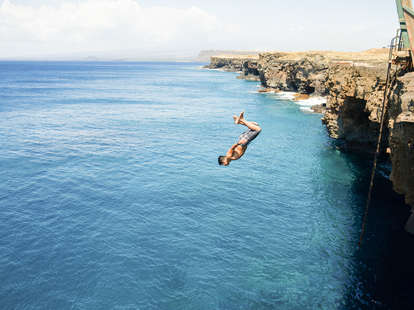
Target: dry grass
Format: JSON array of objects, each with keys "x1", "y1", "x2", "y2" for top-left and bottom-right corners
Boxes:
[
  {"x1": 211, "y1": 54, "x2": 259, "y2": 59},
  {"x1": 210, "y1": 48, "x2": 389, "y2": 64},
  {"x1": 260, "y1": 49, "x2": 389, "y2": 63}
]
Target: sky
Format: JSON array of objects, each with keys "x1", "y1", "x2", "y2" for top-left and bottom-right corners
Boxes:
[{"x1": 0, "y1": 0, "x2": 400, "y2": 60}]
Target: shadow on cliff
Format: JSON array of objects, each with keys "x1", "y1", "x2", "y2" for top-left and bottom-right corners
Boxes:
[{"x1": 335, "y1": 147, "x2": 414, "y2": 310}]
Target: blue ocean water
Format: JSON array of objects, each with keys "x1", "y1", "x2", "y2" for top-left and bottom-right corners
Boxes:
[{"x1": 0, "y1": 61, "x2": 401, "y2": 309}]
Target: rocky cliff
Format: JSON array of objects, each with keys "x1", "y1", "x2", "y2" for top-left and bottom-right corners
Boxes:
[
  {"x1": 322, "y1": 64, "x2": 388, "y2": 151},
  {"x1": 205, "y1": 55, "x2": 259, "y2": 72},
  {"x1": 258, "y1": 52, "x2": 330, "y2": 95},
  {"x1": 207, "y1": 49, "x2": 414, "y2": 213},
  {"x1": 238, "y1": 59, "x2": 260, "y2": 81},
  {"x1": 388, "y1": 72, "x2": 414, "y2": 209},
  {"x1": 321, "y1": 61, "x2": 414, "y2": 209}
]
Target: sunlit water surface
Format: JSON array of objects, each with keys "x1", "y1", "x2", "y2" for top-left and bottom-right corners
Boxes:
[{"x1": 0, "y1": 62, "x2": 400, "y2": 309}]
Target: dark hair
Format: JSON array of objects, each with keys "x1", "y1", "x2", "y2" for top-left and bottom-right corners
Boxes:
[{"x1": 218, "y1": 156, "x2": 226, "y2": 165}]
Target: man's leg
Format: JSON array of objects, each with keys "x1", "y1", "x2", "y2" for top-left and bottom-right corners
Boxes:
[{"x1": 234, "y1": 112, "x2": 261, "y2": 131}]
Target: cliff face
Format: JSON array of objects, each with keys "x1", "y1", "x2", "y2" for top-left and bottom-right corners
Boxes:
[
  {"x1": 258, "y1": 53, "x2": 329, "y2": 96},
  {"x1": 207, "y1": 49, "x2": 414, "y2": 211},
  {"x1": 238, "y1": 59, "x2": 260, "y2": 81},
  {"x1": 388, "y1": 72, "x2": 414, "y2": 207},
  {"x1": 256, "y1": 51, "x2": 391, "y2": 151},
  {"x1": 321, "y1": 64, "x2": 414, "y2": 208},
  {"x1": 205, "y1": 55, "x2": 259, "y2": 72},
  {"x1": 322, "y1": 64, "x2": 387, "y2": 150}
]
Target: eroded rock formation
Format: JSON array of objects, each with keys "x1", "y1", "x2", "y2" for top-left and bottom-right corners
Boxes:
[
  {"x1": 322, "y1": 64, "x2": 387, "y2": 151},
  {"x1": 258, "y1": 53, "x2": 329, "y2": 95},
  {"x1": 238, "y1": 59, "x2": 260, "y2": 81},
  {"x1": 322, "y1": 65, "x2": 414, "y2": 208}
]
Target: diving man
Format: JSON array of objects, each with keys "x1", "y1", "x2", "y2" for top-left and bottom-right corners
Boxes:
[{"x1": 218, "y1": 112, "x2": 261, "y2": 166}]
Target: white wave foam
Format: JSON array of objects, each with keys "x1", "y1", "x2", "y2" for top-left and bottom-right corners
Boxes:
[
  {"x1": 255, "y1": 89, "x2": 326, "y2": 113},
  {"x1": 295, "y1": 96, "x2": 327, "y2": 107},
  {"x1": 259, "y1": 90, "x2": 326, "y2": 113},
  {"x1": 257, "y1": 90, "x2": 296, "y2": 99},
  {"x1": 299, "y1": 106, "x2": 314, "y2": 112},
  {"x1": 274, "y1": 91, "x2": 296, "y2": 100},
  {"x1": 295, "y1": 96, "x2": 327, "y2": 113},
  {"x1": 203, "y1": 68, "x2": 223, "y2": 71}
]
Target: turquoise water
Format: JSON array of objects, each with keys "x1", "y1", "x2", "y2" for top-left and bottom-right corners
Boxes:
[{"x1": 0, "y1": 62, "x2": 402, "y2": 309}]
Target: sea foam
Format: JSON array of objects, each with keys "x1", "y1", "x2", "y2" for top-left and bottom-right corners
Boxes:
[
  {"x1": 295, "y1": 96, "x2": 327, "y2": 112},
  {"x1": 260, "y1": 90, "x2": 326, "y2": 113}
]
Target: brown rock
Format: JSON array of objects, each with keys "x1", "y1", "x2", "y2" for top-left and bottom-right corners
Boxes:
[
  {"x1": 258, "y1": 88, "x2": 274, "y2": 93},
  {"x1": 293, "y1": 93, "x2": 310, "y2": 101},
  {"x1": 311, "y1": 104, "x2": 326, "y2": 114},
  {"x1": 206, "y1": 55, "x2": 259, "y2": 72}
]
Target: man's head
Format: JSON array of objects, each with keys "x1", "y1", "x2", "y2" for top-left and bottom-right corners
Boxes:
[{"x1": 218, "y1": 156, "x2": 231, "y2": 166}]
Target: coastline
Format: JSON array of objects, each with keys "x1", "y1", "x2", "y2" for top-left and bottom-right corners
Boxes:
[
  {"x1": 205, "y1": 50, "x2": 414, "y2": 214},
  {"x1": 202, "y1": 66, "x2": 328, "y2": 114}
]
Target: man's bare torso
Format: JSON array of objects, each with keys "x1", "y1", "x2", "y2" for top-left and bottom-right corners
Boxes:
[{"x1": 228, "y1": 144, "x2": 246, "y2": 160}]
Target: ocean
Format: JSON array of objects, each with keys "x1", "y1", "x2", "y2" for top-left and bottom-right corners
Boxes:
[{"x1": 0, "y1": 61, "x2": 408, "y2": 309}]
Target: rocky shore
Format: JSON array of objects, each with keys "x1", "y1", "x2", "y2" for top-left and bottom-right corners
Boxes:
[{"x1": 206, "y1": 49, "x2": 414, "y2": 222}]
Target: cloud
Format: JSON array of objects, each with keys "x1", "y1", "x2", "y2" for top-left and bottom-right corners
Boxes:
[
  {"x1": 0, "y1": 0, "x2": 222, "y2": 58},
  {"x1": 0, "y1": 0, "x2": 398, "y2": 59}
]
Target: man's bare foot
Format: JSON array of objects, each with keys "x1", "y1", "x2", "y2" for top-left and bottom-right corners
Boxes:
[
  {"x1": 233, "y1": 111, "x2": 245, "y2": 124},
  {"x1": 237, "y1": 111, "x2": 245, "y2": 124}
]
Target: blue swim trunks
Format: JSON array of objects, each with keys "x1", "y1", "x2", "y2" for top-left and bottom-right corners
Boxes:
[{"x1": 237, "y1": 129, "x2": 261, "y2": 147}]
